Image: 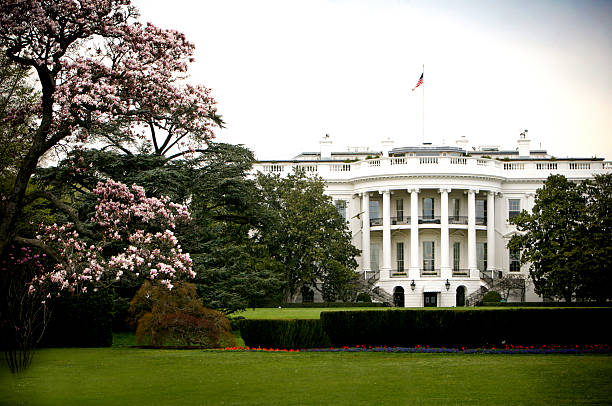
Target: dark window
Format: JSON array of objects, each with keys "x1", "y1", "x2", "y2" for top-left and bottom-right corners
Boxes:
[
  {"x1": 453, "y1": 242, "x2": 460, "y2": 271},
  {"x1": 395, "y1": 199, "x2": 404, "y2": 222},
  {"x1": 423, "y1": 241, "x2": 434, "y2": 271},
  {"x1": 423, "y1": 198, "x2": 434, "y2": 219},
  {"x1": 510, "y1": 249, "x2": 521, "y2": 272},
  {"x1": 335, "y1": 200, "x2": 346, "y2": 221},
  {"x1": 476, "y1": 199, "x2": 487, "y2": 223},
  {"x1": 396, "y1": 242, "x2": 404, "y2": 271}
]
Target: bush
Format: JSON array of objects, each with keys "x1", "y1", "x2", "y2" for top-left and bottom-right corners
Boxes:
[
  {"x1": 240, "y1": 319, "x2": 331, "y2": 349},
  {"x1": 482, "y1": 291, "x2": 502, "y2": 303},
  {"x1": 320, "y1": 308, "x2": 612, "y2": 348},
  {"x1": 274, "y1": 302, "x2": 385, "y2": 308},
  {"x1": 356, "y1": 293, "x2": 372, "y2": 303},
  {"x1": 41, "y1": 289, "x2": 114, "y2": 347},
  {"x1": 130, "y1": 281, "x2": 234, "y2": 348}
]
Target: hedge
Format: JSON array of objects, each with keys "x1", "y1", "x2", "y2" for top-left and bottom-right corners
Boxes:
[
  {"x1": 479, "y1": 302, "x2": 612, "y2": 307},
  {"x1": 40, "y1": 290, "x2": 114, "y2": 348},
  {"x1": 239, "y1": 319, "x2": 330, "y2": 349},
  {"x1": 320, "y1": 308, "x2": 612, "y2": 348}
]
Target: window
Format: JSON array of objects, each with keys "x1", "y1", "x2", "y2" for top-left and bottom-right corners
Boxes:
[
  {"x1": 508, "y1": 199, "x2": 521, "y2": 219},
  {"x1": 453, "y1": 242, "x2": 460, "y2": 271},
  {"x1": 509, "y1": 249, "x2": 521, "y2": 272},
  {"x1": 369, "y1": 200, "x2": 380, "y2": 218},
  {"x1": 477, "y1": 242, "x2": 488, "y2": 271},
  {"x1": 335, "y1": 200, "x2": 347, "y2": 221},
  {"x1": 452, "y1": 198, "x2": 460, "y2": 217},
  {"x1": 476, "y1": 199, "x2": 487, "y2": 224},
  {"x1": 395, "y1": 199, "x2": 404, "y2": 222},
  {"x1": 396, "y1": 242, "x2": 404, "y2": 271},
  {"x1": 423, "y1": 197, "x2": 434, "y2": 219},
  {"x1": 423, "y1": 241, "x2": 434, "y2": 271},
  {"x1": 370, "y1": 243, "x2": 380, "y2": 272}
]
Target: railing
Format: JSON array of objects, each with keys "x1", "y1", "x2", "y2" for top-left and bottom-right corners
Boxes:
[
  {"x1": 449, "y1": 215, "x2": 467, "y2": 224},
  {"x1": 419, "y1": 157, "x2": 438, "y2": 164},
  {"x1": 391, "y1": 216, "x2": 410, "y2": 225},
  {"x1": 390, "y1": 270, "x2": 408, "y2": 277},
  {"x1": 569, "y1": 162, "x2": 590, "y2": 170},
  {"x1": 367, "y1": 159, "x2": 381, "y2": 167},
  {"x1": 330, "y1": 164, "x2": 351, "y2": 172},
  {"x1": 419, "y1": 216, "x2": 441, "y2": 224},
  {"x1": 421, "y1": 268, "x2": 440, "y2": 277},
  {"x1": 536, "y1": 162, "x2": 557, "y2": 170},
  {"x1": 452, "y1": 268, "x2": 470, "y2": 277},
  {"x1": 503, "y1": 162, "x2": 524, "y2": 170},
  {"x1": 370, "y1": 217, "x2": 382, "y2": 226},
  {"x1": 262, "y1": 164, "x2": 283, "y2": 173},
  {"x1": 475, "y1": 216, "x2": 487, "y2": 225},
  {"x1": 298, "y1": 164, "x2": 318, "y2": 172},
  {"x1": 450, "y1": 157, "x2": 467, "y2": 165},
  {"x1": 390, "y1": 157, "x2": 407, "y2": 165}
]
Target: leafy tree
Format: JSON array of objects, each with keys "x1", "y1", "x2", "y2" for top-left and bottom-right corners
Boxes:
[
  {"x1": 509, "y1": 174, "x2": 612, "y2": 302},
  {"x1": 0, "y1": 0, "x2": 221, "y2": 255},
  {"x1": 256, "y1": 169, "x2": 360, "y2": 301},
  {"x1": 129, "y1": 280, "x2": 234, "y2": 347}
]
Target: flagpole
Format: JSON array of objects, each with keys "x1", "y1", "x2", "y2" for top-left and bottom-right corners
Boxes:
[{"x1": 422, "y1": 64, "x2": 425, "y2": 143}]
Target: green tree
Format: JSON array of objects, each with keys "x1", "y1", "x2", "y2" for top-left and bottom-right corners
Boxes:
[
  {"x1": 256, "y1": 169, "x2": 360, "y2": 302},
  {"x1": 509, "y1": 174, "x2": 611, "y2": 302}
]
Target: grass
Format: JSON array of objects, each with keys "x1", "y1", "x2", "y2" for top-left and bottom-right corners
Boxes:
[
  {"x1": 1, "y1": 347, "x2": 611, "y2": 405},
  {"x1": 233, "y1": 306, "x2": 591, "y2": 320}
]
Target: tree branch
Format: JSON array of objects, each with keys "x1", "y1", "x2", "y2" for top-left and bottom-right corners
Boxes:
[
  {"x1": 14, "y1": 236, "x2": 61, "y2": 263},
  {"x1": 24, "y1": 190, "x2": 94, "y2": 238}
]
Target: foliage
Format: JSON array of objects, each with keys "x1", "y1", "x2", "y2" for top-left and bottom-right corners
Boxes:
[
  {"x1": 509, "y1": 174, "x2": 612, "y2": 302},
  {"x1": 256, "y1": 169, "x2": 360, "y2": 301},
  {"x1": 482, "y1": 291, "x2": 502, "y2": 303},
  {"x1": 239, "y1": 319, "x2": 331, "y2": 349},
  {"x1": 0, "y1": 0, "x2": 221, "y2": 256},
  {"x1": 356, "y1": 292, "x2": 372, "y2": 302},
  {"x1": 129, "y1": 281, "x2": 234, "y2": 347},
  {"x1": 320, "y1": 309, "x2": 612, "y2": 348}
]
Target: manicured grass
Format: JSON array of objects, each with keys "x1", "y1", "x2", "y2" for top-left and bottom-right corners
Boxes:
[{"x1": 2, "y1": 347, "x2": 611, "y2": 405}]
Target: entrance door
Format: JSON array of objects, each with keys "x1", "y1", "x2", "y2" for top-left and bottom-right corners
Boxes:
[
  {"x1": 393, "y1": 286, "x2": 405, "y2": 307},
  {"x1": 424, "y1": 292, "x2": 437, "y2": 307},
  {"x1": 456, "y1": 286, "x2": 466, "y2": 307}
]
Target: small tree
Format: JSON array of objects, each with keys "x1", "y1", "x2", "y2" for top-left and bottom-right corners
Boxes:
[{"x1": 130, "y1": 281, "x2": 234, "y2": 348}]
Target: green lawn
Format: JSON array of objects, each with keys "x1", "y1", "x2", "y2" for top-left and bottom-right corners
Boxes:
[{"x1": 2, "y1": 347, "x2": 611, "y2": 406}]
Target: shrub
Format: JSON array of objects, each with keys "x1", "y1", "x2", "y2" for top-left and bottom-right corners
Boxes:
[
  {"x1": 356, "y1": 293, "x2": 372, "y2": 303},
  {"x1": 320, "y1": 308, "x2": 612, "y2": 348},
  {"x1": 41, "y1": 289, "x2": 113, "y2": 347},
  {"x1": 240, "y1": 319, "x2": 331, "y2": 349},
  {"x1": 482, "y1": 291, "x2": 502, "y2": 303},
  {"x1": 130, "y1": 281, "x2": 234, "y2": 348}
]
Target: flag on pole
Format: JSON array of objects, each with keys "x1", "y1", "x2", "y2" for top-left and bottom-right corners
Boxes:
[{"x1": 412, "y1": 73, "x2": 423, "y2": 91}]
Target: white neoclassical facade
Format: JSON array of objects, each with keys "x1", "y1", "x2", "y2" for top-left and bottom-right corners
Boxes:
[{"x1": 253, "y1": 133, "x2": 611, "y2": 307}]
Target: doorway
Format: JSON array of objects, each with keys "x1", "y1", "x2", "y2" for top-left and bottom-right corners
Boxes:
[
  {"x1": 393, "y1": 286, "x2": 405, "y2": 307},
  {"x1": 424, "y1": 292, "x2": 437, "y2": 307},
  {"x1": 456, "y1": 286, "x2": 466, "y2": 307}
]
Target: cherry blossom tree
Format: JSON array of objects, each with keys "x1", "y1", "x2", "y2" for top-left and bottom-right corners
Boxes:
[{"x1": 0, "y1": 0, "x2": 221, "y2": 255}]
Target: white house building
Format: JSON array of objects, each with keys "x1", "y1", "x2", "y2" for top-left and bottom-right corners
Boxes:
[{"x1": 253, "y1": 133, "x2": 611, "y2": 307}]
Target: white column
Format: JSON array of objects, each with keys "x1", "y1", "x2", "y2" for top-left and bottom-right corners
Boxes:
[
  {"x1": 409, "y1": 188, "x2": 420, "y2": 279},
  {"x1": 467, "y1": 189, "x2": 478, "y2": 278},
  {"x1": 440, "y1": 188, "x2": 451, "y2": 279},
  {"x1": 381, "y1": 189, "x2": 391, "y2": 279},
  {"x1": 486, "y1": 191, "x2": 495, "y2": 271},
  {"x1": 361, "y1": 192, "x2": 370, "y2": 276}
]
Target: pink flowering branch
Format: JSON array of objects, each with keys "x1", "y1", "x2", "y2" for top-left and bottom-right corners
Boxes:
[{"x1": 28, "y1": 179, "x2": 194, "y2": 298}]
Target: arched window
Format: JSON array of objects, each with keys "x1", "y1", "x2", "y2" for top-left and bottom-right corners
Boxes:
[
  {"x1": 456, "y1": 286, "x2": 466, "y2": 307},
  {"x1": 393, "y1": 286, "x2": 405, "y2": 307}
]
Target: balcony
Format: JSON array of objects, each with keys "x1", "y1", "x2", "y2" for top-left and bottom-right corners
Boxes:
[
  {"x1": 370, "y1": 217, "x2": 382, "y2": 226},
  {"x1": 390, "y1": 269, "x2": 408, "y2": 277},
  {"x1": 391, "y1": 216, "x2": 410, "y2": 225},
  {"x1": 449, "y1": 215, "x2": 467, "y2": 224},
  {"x1": 420, "y1": 268, "x2": 440, "y2": 277},
  {"x1": 452, "y1": 268, "x2": 470, "y2": 277},
  {"x1": 419, "y1": 216, "x2": 440, "y2": 224},
  {"x1": 476, "y1": 216, "x2": 487, "y2": 225}
]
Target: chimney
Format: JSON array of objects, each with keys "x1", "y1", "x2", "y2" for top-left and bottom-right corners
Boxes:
[
  {"x1": 381, "y1": 137, "x2": 394, "y2": 157},
  {"x1": 456, "y1": 136, "x2": 469, "y2": 151},
  {"x1": 320, "y1": 134, "x2": 333, "y2": 160},
  {"x1": 517, "y1": 129, "x2": 530, "y2": 158}
]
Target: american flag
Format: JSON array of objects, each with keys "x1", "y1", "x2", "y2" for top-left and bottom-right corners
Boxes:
[{"x1": 412, "y1": 73, "x2": 423, "y2": 91}]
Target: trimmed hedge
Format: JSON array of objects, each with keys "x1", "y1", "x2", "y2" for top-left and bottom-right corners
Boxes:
[
  {"x1": 40, "y1": 290, "x2": 114, "y2": 348},
  {"x1": 320, "y1": 308, "x2": 612, "y2": 348},
  {"x1": 239, "y1": 319, "x2": 330, "y2": 349},
  {"x1": 479, "y1": 302, "x2": 612, "y2": 307}
]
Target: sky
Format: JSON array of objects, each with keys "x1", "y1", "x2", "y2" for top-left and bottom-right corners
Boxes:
[{"x1": 133, "y1": 0, "x2": 612, "y2": 160}]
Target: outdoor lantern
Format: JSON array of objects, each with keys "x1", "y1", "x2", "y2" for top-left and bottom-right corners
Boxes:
[
  {"x1": 445, "y1": 279, "x2": 451, "y2": 291},
  {"x1": 410, "y1": 280, "x2": 416, "y2": 291}
]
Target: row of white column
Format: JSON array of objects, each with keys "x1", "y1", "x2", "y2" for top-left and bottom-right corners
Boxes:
[{"x1": 361, "y1": 189, "x2": 496, "y2": 279}]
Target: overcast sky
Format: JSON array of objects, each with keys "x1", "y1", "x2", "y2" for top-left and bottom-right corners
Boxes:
[{"x1": 133, "y1": 0, "x2": 612, "y2": 160}]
